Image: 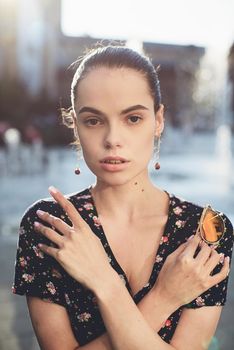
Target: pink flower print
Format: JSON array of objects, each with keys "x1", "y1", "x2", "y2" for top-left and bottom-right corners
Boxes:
[
  {"x1": 175, "y1": 220, "x2": 186, "y2": 228},
  {"x1": 93, "y1": 216, "x2": 101, "y2": 227},
  {"x1": 22, "y1": 273, "x2": 35, "y2": 283},
  {"x1": 33, "y1": 245, "x2": 44, "y2": 259},
  {"x1": 64, "y1": 293, "x2": 71, "y2": 305},
  {"x1": 155, "y1": 255, "x2": 163, "y2": 263},
  {"x1": 19, "y1": 227, "x2": 26, "y2": 236},
  {"x1": 46, "y1": 282, "x2": 56, "y2": 295},
  {"x1": 77, "y1": 194, "x2": 91, "y2": 199},
  {"x1": 165, "y1": 319, "x2": 172, "y2": 327},
  {"x1": 173, "y1": 206, "x2": 183, "y2": 215},
  {"x1": 19, "y1": 257, "x2": 27, "y2": 267},
  {"x1": 51, "y1": 268, "x2": 62, "y2": 279},
  {"x1": 160, "y1": 236, "x2": 168, "y2": 244},
  {"x1": 83, "y1": 202, "x2": 94, "y2": 210},
  {"x1": 77, "y1": 312, "x2": 92, "y2": 322},
  {"x1": 195, "y1": 296, "x2": 205, "y2": 306}
]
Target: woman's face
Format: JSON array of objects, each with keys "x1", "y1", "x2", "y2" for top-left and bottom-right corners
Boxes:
[{"x1": 73, "y1": 67, "x2": 164, "y2": 186}]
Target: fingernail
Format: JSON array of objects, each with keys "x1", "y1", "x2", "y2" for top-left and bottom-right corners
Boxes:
[
  {"x1": 219, "y1": 253, "x2": 225, "y2": 264},
  {"x1": 188, "y1": 235, "x2": 194, "y2": 241},
  {"x1": 225, "y1": 256, "x2": 230, "y2": 263},
  {"x1": 211, "y1": 244, "x2": 218, "y2": 250},
  {"x1": 36, "y1": 210, "x2": 45, "y2": 216},
  {"x1": 199, "y1": 239, "x2": 204, "y2": 247},
  {"x1": 49, "y1": 186, "x2": 58, "y2": 194},
  {"x1": 34, "y1": 221, "x2": 40, "y2": 228}
]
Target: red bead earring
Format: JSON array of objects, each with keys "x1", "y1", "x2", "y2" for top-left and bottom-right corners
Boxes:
[
  {"x1": 74, "y1": 167, "x2": 81, "y2": 175},
  {"x1": 155, "y1": 162, "x2": 160, "y2": 170},
  {"x1": 154, "y1": 136, "x2": 161, "y2": 171}
]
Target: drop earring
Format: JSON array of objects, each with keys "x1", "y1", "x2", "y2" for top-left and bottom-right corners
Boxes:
[
  {"x1": 74, "y1": 167, "x2": 81, "y2": 175},
  {"x1": 154, "y1": 136, "x2": 161, "y2": 170},
  {"x1": 74, "y1": 143, "x2": 82, "y2": 175}
]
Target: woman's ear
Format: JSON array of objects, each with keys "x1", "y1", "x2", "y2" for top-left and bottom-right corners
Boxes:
[
  {"x1": 70, "y1": 109, "x2": 80, "y2": 140},
  {"x1": 154, "y1": 104, "x2": 164, "y2": 137},
  {"x1": 71, "y1": 109, "x2": 77, "y2": 127}
]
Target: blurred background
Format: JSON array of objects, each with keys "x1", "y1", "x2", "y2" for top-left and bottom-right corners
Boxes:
[{"x1": 0, "y1": 0, "x2": 234, "y2": 349}]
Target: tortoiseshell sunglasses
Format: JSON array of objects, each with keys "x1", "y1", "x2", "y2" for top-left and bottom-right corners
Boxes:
[{"x1": 196, "y1": 205, "x2": 226, "y2": 245}]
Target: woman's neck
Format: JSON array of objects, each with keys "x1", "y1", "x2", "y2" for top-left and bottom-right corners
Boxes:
[{"x1": 90, "y1": 178, "x2": 169, "y2": 224}]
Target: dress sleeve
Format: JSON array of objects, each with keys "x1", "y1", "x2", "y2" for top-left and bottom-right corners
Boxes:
[
  {"x1": 184, "y1": 213, "x2": 234, "y2": 308},
  {"x1": 12, "y1": 200, "x2": 66, "y2": 307}
]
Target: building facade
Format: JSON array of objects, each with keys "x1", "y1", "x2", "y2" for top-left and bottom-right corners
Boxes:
[{"x1": 5, "y1": 0, "x2": 233, "y2": 131}]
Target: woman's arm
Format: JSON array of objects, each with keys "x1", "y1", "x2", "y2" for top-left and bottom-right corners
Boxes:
[
  {"x1": 33, "y1": 188, "x2": 230, "y2": 350},
  {"x1": 28, "y1": 242, "x2": 229, "y2": 350},
  {"x1": 26, "y1": 281, "x2": 177, "y2": 350},
  {"x1": 27, "y1": 297, "x2": 79, "y2": 350},
  {"x1": 26, "y1": 286, "x2": 171, "y2": 350},
  {"x1": 26, "y1": 293, "x2": 224, "y2": 350},
  {"x1": 170, "y1": 306, "x2": 222, "y2": 350}
]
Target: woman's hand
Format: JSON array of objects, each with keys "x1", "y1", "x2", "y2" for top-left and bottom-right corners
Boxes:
[
  {"x1": 153, "y1": 234, "x2": 230, "y2": 309},
  {"x1": 34, "y1": 186, "x2": 115, "y2": 293}
]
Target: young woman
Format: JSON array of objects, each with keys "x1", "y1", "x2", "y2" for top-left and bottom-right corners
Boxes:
[{"x1": 13, "y1": 45, "x2": 233, "y2": 350}]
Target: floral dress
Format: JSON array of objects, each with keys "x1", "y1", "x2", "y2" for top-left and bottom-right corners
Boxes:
[{"x1": 12, "y1": 186, "x2": 234, "y2": 346}]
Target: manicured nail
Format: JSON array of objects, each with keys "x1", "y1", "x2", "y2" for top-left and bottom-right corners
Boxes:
[
  {"x1": 219, "y1": 253, "x2": 225, "y2": 264},
  {"x1": 199, "y1": 239, "x2": 204, "y2": 247},
  {"x1": 188, "y1": 235, "x2": 194, "y2": 241},
  {"x1": 36, "y1": 210, "x2": 45, "y2": 216},
  {"x1": 211, "y1": 244, "x2": 218, "y2": 249},
  {"x1": 225, "y1": 256, "x2": 230, "y2": 263},
  {"x1": 49, "y1": 186, "x2": 58, "y2": 194},
  {"x1": 34, "y1": 221, "x2": 40, "y2": 228}
]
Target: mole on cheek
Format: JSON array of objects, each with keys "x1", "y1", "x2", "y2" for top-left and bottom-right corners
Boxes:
[
  {"x1": 134, "y1": 182, "x2": 138, "y2": 185},
  {"x1": 141, "y1": 189, "x2": 145, "y2": 192}
]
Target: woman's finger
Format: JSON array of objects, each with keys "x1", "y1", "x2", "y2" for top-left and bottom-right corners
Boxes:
[
  {"x1": 208, "y1": 256, "x2": 230, "y2": 286},
  {"x1": 38, "y1": 243, "x2": 59, "y2": 260},
  {"x1": 48, "y1": 186, "x2": 86, "y2": 229},
  {"x1": 182, "y1": 234, "x2": 201, "y2": 257},
  {"x1": 195, "y1": 241, "x2": 212, "y2": 264},
  {"x1": 36, "y1": 210, "x2": 71, "y2": 236},
  {"x1": 34, "y1": 221, "x2": 63, "y2": 247},
  {"x1": 205, "y1": 249, "x2": 224, "y2": 274},
  {"x1": 170, "y1": 241, "x2": 187, "y2": 258}
]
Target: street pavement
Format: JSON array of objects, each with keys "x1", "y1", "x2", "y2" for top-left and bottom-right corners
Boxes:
[{"x1": 0, "y1": 131, "x2": 234, "y2": 350}]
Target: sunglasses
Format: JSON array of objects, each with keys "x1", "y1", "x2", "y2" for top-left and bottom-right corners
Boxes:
[{"x1": 196, "y1": 205, "x2": 226, "y2": 245}]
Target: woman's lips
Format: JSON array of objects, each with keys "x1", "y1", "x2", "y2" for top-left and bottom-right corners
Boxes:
[
  {"x1": 99, "y1": 160, "x2": 130, "y2": 172},
  {"x1": 100, "y1": 156, "x2": 129, "y2": 163}
]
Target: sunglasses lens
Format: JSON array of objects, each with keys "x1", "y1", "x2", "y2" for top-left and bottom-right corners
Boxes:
[{"x1": 201, "y1": 209, "x2": 224, "y2": 243}]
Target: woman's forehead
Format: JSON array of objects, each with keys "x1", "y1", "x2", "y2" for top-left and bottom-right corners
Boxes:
[{"x1": 76, "y1": 67, "x2": 151, "y2": 101}]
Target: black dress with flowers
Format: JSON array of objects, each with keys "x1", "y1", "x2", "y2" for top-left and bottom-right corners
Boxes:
[{"x1": 12, "y1": 186, "x2": 234, "y2": 346}]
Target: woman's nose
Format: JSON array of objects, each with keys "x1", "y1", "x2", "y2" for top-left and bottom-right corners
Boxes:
[{"x1": 103, "y1": 126, "x2": 122, "y2": 149}]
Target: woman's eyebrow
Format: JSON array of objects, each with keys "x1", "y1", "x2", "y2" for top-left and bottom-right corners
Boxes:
[
  {"x1": 78, "y1": 106, "x2": 105, "y2": 116},
  {"x1": 121, "y1": 105, "x2": 149, "y2": 114},
  {"x1": 78, "y1": 104, "x2": 149, "y2": 116}
]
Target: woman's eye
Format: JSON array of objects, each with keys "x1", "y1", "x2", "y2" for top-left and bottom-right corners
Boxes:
[
  {"x1": 84, "y1": 118, "x2": 100, "y2": 126},
  {"x1": 128, "y1": 115, "x2": 142, "y2": 124}
]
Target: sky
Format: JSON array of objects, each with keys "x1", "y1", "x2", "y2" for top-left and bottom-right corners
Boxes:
[{"x1": 62, "y1": 0, "x2": 234, "y2": 49}]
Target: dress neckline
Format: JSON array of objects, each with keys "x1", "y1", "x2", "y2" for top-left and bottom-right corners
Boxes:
[{"x1": 86, "y1": 185, "x2": 174, "y2": 299}]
